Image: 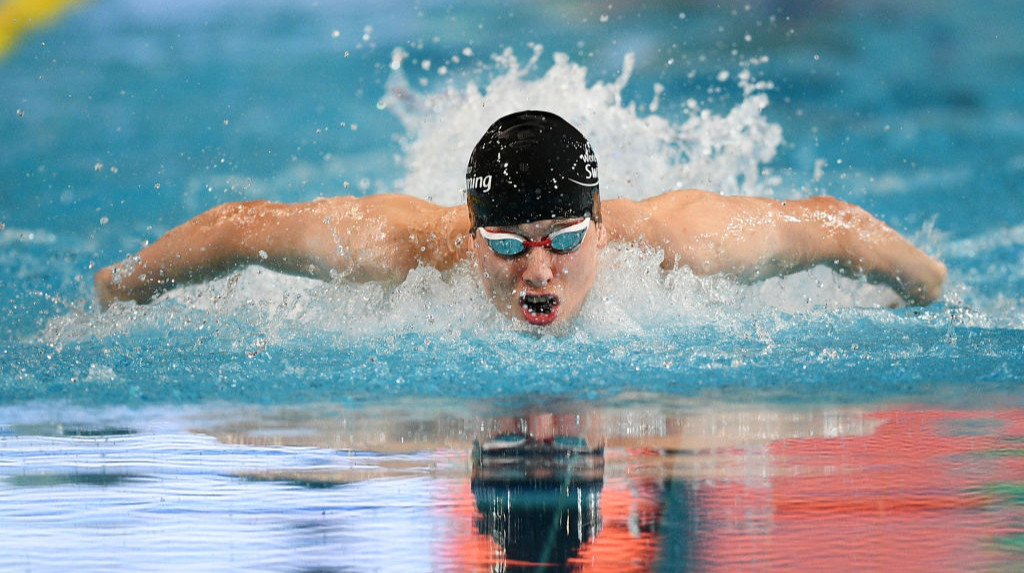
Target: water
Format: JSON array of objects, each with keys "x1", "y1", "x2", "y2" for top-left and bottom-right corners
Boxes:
[{"x1": 2, "y1": 0, "x2": 1023, "y2": 570}]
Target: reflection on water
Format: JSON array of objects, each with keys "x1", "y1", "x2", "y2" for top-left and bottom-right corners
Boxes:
[
  {"x1": 2, "y1": 399, "x2": 1024, "y2": 572},
  {"x1": 471, "y1": 416, "x2": 605, "y2": 570},
  {"x1": 6, "y1": 472, "x2": 143, "y2": 488}
]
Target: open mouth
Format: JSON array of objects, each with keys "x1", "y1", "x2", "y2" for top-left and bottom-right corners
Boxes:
[{"x1": 520, "y1": 294, "x2": 559, "y2": 325}]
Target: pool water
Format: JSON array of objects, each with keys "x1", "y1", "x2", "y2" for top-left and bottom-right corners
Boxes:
[{"x1": 2, "y1": 0, "x2": 1023, "y2": 571}]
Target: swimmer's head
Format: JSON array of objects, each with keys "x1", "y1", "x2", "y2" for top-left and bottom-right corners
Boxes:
[
  {"x1": 466, "y1": 111, "x2": 607, "y2": 327},
  {"x1": 466, "y1": 110, "x2": 600, "y2": 229}
]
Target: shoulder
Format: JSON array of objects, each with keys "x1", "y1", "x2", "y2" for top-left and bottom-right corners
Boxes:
[
  {"x1": 645, "y1": 188, "x2": 781, "y2": 214},
  {"x1": 285, "y1": 195, "x2": 466, "y2": 234},
  {"x1": 311, "y1": 194, "x2": 462, "y2": 217},
  {"x1": 602, "y1": 189, "x2": 787, "y2": 272},
  {"x1": 314, "y1": 194, "x2": 471, "y2": 269},
  {"x1": 644, "y1": 188, "x2": 718, "y2": 208},
  {"x1": 602, "y1": 189, "x2": 738, "y2": 241},
  {"x1": 604, "y1": 188, "x2": 758, "y2": 220}
]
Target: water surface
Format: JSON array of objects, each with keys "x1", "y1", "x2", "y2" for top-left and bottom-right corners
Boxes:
[{"x1": 1, "y1": 0, "x2": 1023, "y2": 570}]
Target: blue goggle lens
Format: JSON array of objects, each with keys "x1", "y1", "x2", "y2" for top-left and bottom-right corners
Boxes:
[
  {"x1": 549, "y1": 228, "x2": 587, "y2": 252},
  {"x1": 479, "y1": 219, "x2": 590, "y2": 257},
  {"x1": 488, "y1": 238, "x2": 527, "y2": 257}
]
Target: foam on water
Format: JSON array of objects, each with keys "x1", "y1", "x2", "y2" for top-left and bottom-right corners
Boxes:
[{"x1": 39, "y1": 244, "x2": 919, "y2": 361}]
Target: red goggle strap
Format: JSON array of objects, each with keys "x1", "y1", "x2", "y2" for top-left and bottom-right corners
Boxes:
[{"x1": 521, "y1": 237, "x2": 552, "y2": 248}]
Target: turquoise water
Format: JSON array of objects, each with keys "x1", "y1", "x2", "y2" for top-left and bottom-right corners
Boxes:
[{"x1": 2, "y1": 0, "x2": 1023, "y2": 570}]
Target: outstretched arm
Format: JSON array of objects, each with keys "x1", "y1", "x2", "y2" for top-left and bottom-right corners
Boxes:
[
  {"x1": 605, "y1": 190, "x2": 947, "y2": 305},
  {"x1": 94, "y1": 195, "x2": 470, "y2": 309}
]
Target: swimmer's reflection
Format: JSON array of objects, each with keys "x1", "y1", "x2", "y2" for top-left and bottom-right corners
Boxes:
[{"x1": 471, "y1": 426, "x2": 604, "y2": 571}]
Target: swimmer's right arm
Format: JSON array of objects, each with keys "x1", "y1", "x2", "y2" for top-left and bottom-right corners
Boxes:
[{"x1": 94, "y1": 195, "x2": 470, "y2": 309}]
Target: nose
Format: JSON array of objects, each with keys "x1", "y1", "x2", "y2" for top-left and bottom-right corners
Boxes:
[{"x1": 521, "y1": 246, "x2": 554, "y2": 287}]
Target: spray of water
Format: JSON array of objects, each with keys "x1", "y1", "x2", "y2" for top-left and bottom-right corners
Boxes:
[
  {"x1": 40, "y1": 47, "x2": 950, "y2": 351},
  {"x1": 382, "y1": 45, "x2": 784, "y2": 205}
]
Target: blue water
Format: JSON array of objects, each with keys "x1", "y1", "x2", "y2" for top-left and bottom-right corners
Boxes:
[{"x1": 2, "y1": 0, "x2": 1024, "y2": 570}]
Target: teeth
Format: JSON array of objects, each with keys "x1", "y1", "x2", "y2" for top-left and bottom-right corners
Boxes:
[{"x1": 521, "y1": 295, "x2": 556, "y2": 315}]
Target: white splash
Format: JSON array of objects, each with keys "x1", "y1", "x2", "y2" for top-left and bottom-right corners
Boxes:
[
  {"x1": 381, "y1": 45, "x2": 784, "y2": 205},
  {"x1": 49, "y1": 48, "x2": 947, "y2": 347}
]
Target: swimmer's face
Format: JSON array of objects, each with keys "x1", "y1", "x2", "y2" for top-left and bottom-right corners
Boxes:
[{"x1": 471, "y1": 218, "x2": 606, "y2": 327}]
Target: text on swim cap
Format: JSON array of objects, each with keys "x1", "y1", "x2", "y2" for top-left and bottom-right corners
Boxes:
[
  {"x1": 467, "y1": 174, "x2": 492, "y2": 193},
  {"x1": 581, "y1": 149, "x2": 598, "y2": 180}
]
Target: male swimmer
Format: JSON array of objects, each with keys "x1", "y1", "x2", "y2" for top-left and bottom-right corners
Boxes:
[{"x1": 95, "y1": 110, "x2": 947, "y2": 326}]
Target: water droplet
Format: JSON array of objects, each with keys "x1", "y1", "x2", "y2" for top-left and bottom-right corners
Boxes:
[{"x1": 387, "y1": 48, "x2": 407, "y2": 70}]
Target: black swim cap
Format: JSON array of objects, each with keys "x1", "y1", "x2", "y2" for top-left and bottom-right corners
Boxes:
[{"x1": 466, "y1": 110, "x2": 600, "y2": 229}]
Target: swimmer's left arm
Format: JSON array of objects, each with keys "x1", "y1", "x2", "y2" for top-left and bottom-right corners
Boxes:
[
  {"x1": 627, "y1": 190, "x2": 947, "y2": 305},
  {"x1": 739, "y1": 195, "x2": 947, "y2": 305}
]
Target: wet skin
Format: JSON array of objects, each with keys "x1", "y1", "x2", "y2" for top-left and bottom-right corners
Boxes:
[
  {"x1": 93, "y1": 191, "x2": 947, "y2": 315},
  {"x1": 470, "y1": 218, "x2": 608, "y2": 327}
]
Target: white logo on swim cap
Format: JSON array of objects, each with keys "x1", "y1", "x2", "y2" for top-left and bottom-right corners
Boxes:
[
  {"x1": 578, "y1": 148, "x2": 598, "y2": 182},
  {"x1": 466, "y1": 174, "x2": 492, "y2": 193},
  {"x1": 567, "y1": 175, "x2": 599, "y2": 187}
]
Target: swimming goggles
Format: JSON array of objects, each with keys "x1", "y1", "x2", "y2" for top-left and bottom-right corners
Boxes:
[
  {"x1": 476, "y1": 433, "x2": 603, "y2": 458},
  {"x1": 477, "y1": 218, "x2": 590, "y2": 257}
]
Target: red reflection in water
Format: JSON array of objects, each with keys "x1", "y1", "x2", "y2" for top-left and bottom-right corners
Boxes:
[
  {"x1": 433, "y1": 407, "x2": 1024, "y2": 572},
  {"x1": 693, "y1": 408, "x2": 1024, "y2": 571}
]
